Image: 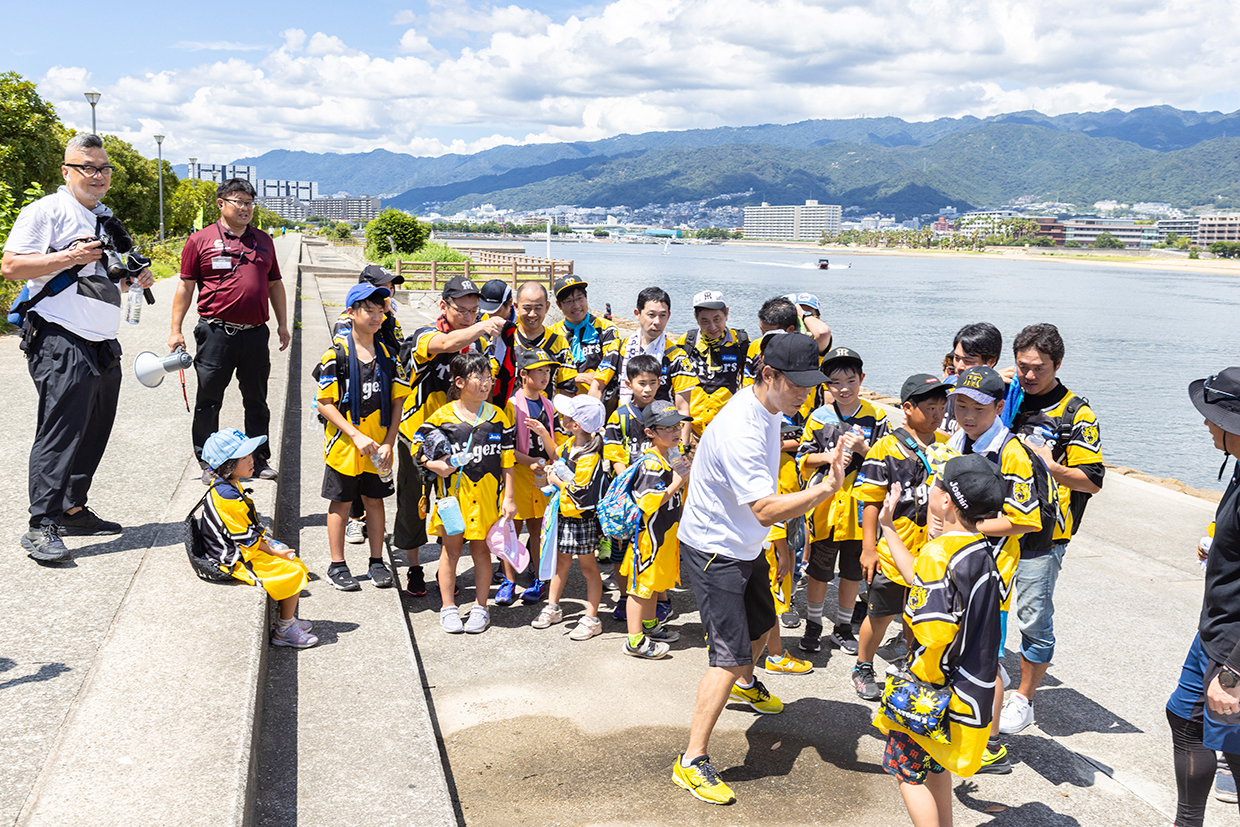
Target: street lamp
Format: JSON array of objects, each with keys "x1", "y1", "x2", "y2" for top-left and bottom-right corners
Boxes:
[
  {"x1": 154, "y1": 134, "x2": 165, "y2": 242},
  {"x1": 188, "y1": 157, "x2": 197, "y2": 180},
  {"x1": 84, "y1": 91, "x2": 101, "y2": 134}
]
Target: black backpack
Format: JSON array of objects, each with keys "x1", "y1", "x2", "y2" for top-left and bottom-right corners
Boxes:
[
  {"x1": 1015, "y1": 394, "x2": 1093, "y2": 537},
  {"x1": 183, "y1": 486, "x2": 257, "y2": 583},
  {"x1": 993, "y1": 434, "x2": 1061, "y2": 554}
]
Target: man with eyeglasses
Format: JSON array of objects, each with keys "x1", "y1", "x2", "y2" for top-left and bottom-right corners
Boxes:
[
  {"x1": 172, "y1": 178, "x2": 289, "y2": 484},
  {"x1": 2, "y1": 133, "x2": 154, "y2": 563}
]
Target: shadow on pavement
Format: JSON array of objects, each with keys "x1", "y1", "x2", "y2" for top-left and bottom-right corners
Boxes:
[
  {"x1": 725, "y1": 696, "x2": 887, "y2": 782},
  {"x1": 0, "y1": 662, "x2": 71, "y2": 692},
  {"x1": 1031, "y1": 686, "x2": 1143, "y2": 737},
  {"x1": 956, "y1": 780, "x2": 1083, "y2": 825}
]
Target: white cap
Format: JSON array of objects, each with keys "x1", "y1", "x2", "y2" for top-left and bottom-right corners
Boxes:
[
  {"x1": 552, "y1": 394, "x2": 606, "y2": 434},
  {"x1": 692, "y1": 290, "x2": 727, "y2": 310}
]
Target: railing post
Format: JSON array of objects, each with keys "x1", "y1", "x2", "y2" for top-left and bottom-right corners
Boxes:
[
  {"x1": 511, "y1": 261, "x2": 518, "y2": 289},
  {"x1": 431, "y1": 260, "x2": 438, "y2": 291},
  {"x1": 464, "y1": 260, "x2": 471, "y2": 281},
  {"x1": 394, "y1": 259, "x2": 402, "y2": 278}
]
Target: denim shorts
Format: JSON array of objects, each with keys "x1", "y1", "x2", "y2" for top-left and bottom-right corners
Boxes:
[{"x1": 1014, "y1": 543, "x2": 1067, "y2": 664}]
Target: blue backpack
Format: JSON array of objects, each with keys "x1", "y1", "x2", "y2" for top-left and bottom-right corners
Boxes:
[{"x1": 597, "y1": 461, "x2": 643, "y2": 539}]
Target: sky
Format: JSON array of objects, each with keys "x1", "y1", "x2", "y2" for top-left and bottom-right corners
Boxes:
[{"x1": 11, "y1": 0, "x2": 1240, "y2": 166}]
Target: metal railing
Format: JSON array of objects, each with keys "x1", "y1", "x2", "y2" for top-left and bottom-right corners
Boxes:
[{"x1": 391, "y1": 250, "x2": 571, "y2": 291}]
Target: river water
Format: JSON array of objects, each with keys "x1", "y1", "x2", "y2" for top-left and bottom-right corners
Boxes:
[{"x1": 519, "y1": 240, "x2": 1240, "y2": 492}]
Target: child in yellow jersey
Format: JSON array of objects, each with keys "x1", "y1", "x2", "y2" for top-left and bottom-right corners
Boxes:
[
  {"x1": 497, "y1": 349, "x2": 559, "y2": 606},
  {"x1": 621, "y1": 400, "x2": 692, "y2": 660},
  {"x1": 873, "y1": 454, "x2": 1004, "y2": 822},
  {"x1": 200, "y1": 429, "x2": 316, "y2": 648},
  {"x1": 418, "y1": 353, "x2": 517, "y2": 635},
  {"x1": 316, "y1": 283, "x2": 410, "y2": 593},
  {"x1": 851, "y1": 374, "x2": 950, "y2": 702},
  {"x1": 532, "y1": 394, "x2": 608, "y2": 640}
]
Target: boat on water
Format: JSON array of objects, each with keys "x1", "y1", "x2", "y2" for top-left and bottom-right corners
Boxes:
[{"x1": 817, "y1": 258, "x2": 830, "y2": 270}]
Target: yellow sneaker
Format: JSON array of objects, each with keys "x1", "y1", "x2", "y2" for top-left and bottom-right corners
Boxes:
[
  {"x1": 729, "y1": 678, "x2": 783, "y2": 714},
  {"x1": 764, "y1": 652, "x2": 814, "y2": 675},
  {"x1": 672, "y1": 754, "x2": 736, "y2": 805}
]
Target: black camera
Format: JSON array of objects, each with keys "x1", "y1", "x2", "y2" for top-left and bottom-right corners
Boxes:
[{"x1": 95, "y1": 216, "x2": 152, "y2": 282}]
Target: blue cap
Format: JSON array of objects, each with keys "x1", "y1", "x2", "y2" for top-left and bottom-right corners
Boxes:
[
  {"x1": 793, "y1": 292, "x2": 820, "y2": 313},
  {"x1": 203, "y1": 428, "x2": 268, "y2": 470},
  {"x1": 345, "y1": 282, "x2": 390, "y2": 308}
]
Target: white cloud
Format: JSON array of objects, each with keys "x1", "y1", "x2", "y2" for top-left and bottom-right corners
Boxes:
[
  {"x1": 391, "y1": 9, "x2": 417, "y2": 25},
  {"x1": 173, "y1": 41, "x2": 266, "y2": 52},
  {"x1": 36, "y1": 0, "x2": 1240, "y2": 169}
]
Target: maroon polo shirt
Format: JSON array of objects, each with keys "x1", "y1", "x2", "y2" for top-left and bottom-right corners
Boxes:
[{"x1": 180, "y1": 221, "x2": 281, "y2": 325}]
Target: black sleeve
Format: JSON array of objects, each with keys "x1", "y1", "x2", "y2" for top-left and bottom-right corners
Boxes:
[{"x1": 1079, "y1": 462, "x2": 1105, "y2": 488}]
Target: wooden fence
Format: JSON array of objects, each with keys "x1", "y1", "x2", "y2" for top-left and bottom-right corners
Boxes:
[{"x1": 392, "y1": 250, "x2": 572, "y2": 291}]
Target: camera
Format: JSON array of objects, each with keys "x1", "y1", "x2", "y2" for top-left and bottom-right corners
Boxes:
[{"x1": 95, "y1": 215, "x2": 152, "y2": 282}]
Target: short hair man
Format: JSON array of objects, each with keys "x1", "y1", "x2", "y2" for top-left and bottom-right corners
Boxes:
[
  {"x1": 547, "y1": 275, "x2": 619, "y2": 409},
  {"x1": 172, "y1": 178, "x2": 289, "y2": 484},
  {"x1": 617, "y1": 287, "x2": 698, "y2": 445},
  {"x1": 676, "y1": 290, "x2": 750, "y2": 439},
  {"x1": 671, "y1": 333, "x2": 845, "y2": 805},
  {"x1": 2, "y1": 133, "x2": 154, "y2": 562},
  {"x1": 512, "y1": 281, "x2": 578, "y2": 397},
  {"x1": 942, "y1": 322, "x2": 1012, "y2": 433}
]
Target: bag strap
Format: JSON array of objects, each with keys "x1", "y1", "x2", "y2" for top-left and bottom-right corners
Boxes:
[
  {"x1": 10, "y1": 263, "x2": 86, "y2": 318},
  {"x1": 893, "y1": 427, "x2": 933, "y2": 478}
]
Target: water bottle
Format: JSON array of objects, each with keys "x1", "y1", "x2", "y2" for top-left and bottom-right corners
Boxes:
[
  {"x1": 551, "y1": 459, "x2": 572, "y2": 482},
  {"x1": 449, "y1": 447, "x2": 473, "y2": 468},
  {"x1": 370, "y1": 454, "x2": 394, "y2": 484},
  {"x1": 840, "y1": 425, "x2": 862, "y2": 465},
  {"x1": 1025, "y1": 425, "x2": 1051, "y2": 448},
  {"x1": 125, "y1": 281, "x2": 143, "y2": 324}
]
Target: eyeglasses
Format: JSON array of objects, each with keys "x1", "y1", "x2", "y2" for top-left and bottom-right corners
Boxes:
[
  {"x1": 65, "y1": 163, "x2": 116, "y2": 177},
  {"x1": 221, "y1": 199, "x2": 255, "y2": 208},
  {"x1": 1204, "y1": 374, "x2": 1240, "y2": 404}
]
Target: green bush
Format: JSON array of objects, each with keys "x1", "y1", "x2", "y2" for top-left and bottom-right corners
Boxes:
[
  {"x1": 1093, "y1": 232, "x2": 1124, "y2": 249},
  {"x1": 1065, "y1": 240, "x2": 1082, "y2": 248},
  {"x1": 365, "y1": 209, "x2": 427, "y2": 259}
]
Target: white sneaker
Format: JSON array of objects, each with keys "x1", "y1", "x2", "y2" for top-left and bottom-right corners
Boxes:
[
  {"x1": 999, "y1": 692, "x2": 1034, "y2": 734},
  {"x1": 531, "y1": 604, "x2": 563, "y2": 629},
  {"x1": 345, "y1": 519, "x2": 366, "y2": 544},
  {"x1": 440, "y1": 607, "x2": 464, "y2": 634},
  {"x1": 464, "y1": 606, "x2": 491, "y2": 634},
  {"x1": 570, "y1": 615, "x2": 603, "y2": 641}
]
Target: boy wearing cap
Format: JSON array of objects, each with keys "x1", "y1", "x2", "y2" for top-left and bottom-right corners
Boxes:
[
  {"x1": 317, "y1": 283, "x2": 411, "y2": 591},
  {"x1": 799, "y1": 347, "x2": 890, "y2": 656},
  {"x1": 785, "y1": 292, "x2": 833, "y2": 353},
  {"x1": 874, "y1": 453, "x2": 1004, "y2": 820},
  {"x1": 677, "y1": 290, "x2": 750, "y2": 440},
  {"x1": 477, "y1": 279, "x2": 518, "y2": 404},
  {"x1": 618, "y1": 287, "x2": 698, "y2": 445},
  {"x1": 1167, "y1": 367, "x2": 1240, "y2": 827},
  {"x1": 395, "y1": 276, "x2": 506, "y2": 597},
  {"x1": 534, "y1": 394, "x2": 609, "y2": 640},
  {"x1": 850, "y1": 374, "x2": 950, "y2": 700},
  {"x1": 946, "y1": 364, "x2": 1041, "y2": 773},
  {"x1": 548, "y1": 275, "x2": 620, "y2": 410}
]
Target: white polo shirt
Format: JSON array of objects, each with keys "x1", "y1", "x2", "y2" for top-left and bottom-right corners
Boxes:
[
  {"x1": 679, "y1": 385, "x2": 781, "y2": 561},
  {"x1": 4, "y1": 186, "x2": 120, "y2": 341}
]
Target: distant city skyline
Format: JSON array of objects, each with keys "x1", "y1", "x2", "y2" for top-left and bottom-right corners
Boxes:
[{"x1": 13, "y1": 0, "x2": 1239, "y2": 164}]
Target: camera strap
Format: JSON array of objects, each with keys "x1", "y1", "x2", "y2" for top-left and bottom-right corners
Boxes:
[{"x1": 8, "y1": 262, "x2": 87, "y2": 321}]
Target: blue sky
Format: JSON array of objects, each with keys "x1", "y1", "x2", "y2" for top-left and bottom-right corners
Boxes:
[{"x1": 11, "y1": 0, "x2": 1240, "y2": 165}]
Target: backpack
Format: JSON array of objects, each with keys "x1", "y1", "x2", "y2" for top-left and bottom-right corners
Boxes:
[
  {"x1": 310, "y1": 341, "x2": 347, "y2": 427},
  {"x1": 597, "y1": 460, "x2": 644, "y2": 539},
  {"x1": 183, "y1": 487, "x2": 257, "y2": 583},
  {"x1": 995, "y1": 434, "x2": 1061, "y2": 554},
  {"x1": 1015, "y1": 394, "x2": 1092, "y2": 537}
]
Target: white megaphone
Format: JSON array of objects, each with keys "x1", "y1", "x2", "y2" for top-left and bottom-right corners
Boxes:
[{"x1": 134, "y1": 349, "x2": 194, "y2": 388}]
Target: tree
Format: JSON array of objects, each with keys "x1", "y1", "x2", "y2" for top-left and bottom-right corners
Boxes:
[
  {"x1": 1065, "y1": 240, "x2": 1082, "y2": 248},
  {"x1": 365, "y1": 209, "x2": 427, "y2": 259},
  {"x1": 1093, "y1": 232, "x2": 1124, "y2": 249},
  {"x1": 1209, "y1": 241, "x2": 1240, "y2": 259},
  {"x1": 100, "y1": 135, "x2": 178, "y2": 235},
  {"x1": 168, "y1": 178, "x2": 219, "y2": 235},
  {"x1": 0, "y1": 71, "x2": 69, "y2": 197},
  {"x1": 592, "y1": 228, "x2": 610, "y2": 237}
]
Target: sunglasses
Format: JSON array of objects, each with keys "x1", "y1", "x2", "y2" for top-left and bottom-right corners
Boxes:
[{"x1": 1204, "y1": 374, "x2": 1240, "y2": 405}]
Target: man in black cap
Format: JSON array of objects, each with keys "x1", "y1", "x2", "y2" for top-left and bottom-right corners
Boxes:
[
  {"x1": 1167, "y1": 367, "x2": 1240, "y2": 827},
  {"x1": 394, "y1": 275, "x2": 506, "y2": 596},
  {"x1": 671, "y1": 332, "x2": 846, "y2": 805},
  {"x1": 548, "y1": 275, "x2": 619, "y2": 409}
]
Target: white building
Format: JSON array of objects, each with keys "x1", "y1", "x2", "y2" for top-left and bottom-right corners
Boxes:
[
  {"x1": 188, "y1": 162, "x2": 257, "y2": 183},
  {"x1": 743, "y1": 200, "x2": 842, "y2": 241},
  {"x1": 1157, "y1": 217, "x2": 1199, "y2": 244},
  {"x1": 256, "y1": 197, "x2": 307, "y2": 221},
  {"x1": 957, "y1": 210, "x2": 1021, "y2": 237},
  {"x1": 1062, "y1": 217, "x2": 1158, "y2": 249},
  {"x1": 256, "y1": 179, "x2": 318, "y2": 200},
  {"x1": 1198, "y1": 214, "x2": 1240, "y2": 245},
  {"x1": 305, "y1": 197, "x2": 381, "y2": 222}
]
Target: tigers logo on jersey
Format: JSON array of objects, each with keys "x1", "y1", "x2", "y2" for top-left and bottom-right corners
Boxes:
[
  {"x1": 1014, "y1": 481, "x2": 1032, "y2": 503},
  {"x1": 907, "y1": 585, "x2": 928, "y2": 611},
  {"x1": 1082, "y1": 424, "x2": 1100, "y2": 447}
]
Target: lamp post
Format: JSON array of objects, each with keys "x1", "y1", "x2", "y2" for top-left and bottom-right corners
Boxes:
[
  {"x1": 84, "y1": 91, "x2": 101, "y2": 134},
  {"x1": 188, "y1": 157, "x2": 197, "y2": 180},
  {"x1": 154, "y1": 134, "x2": 165, "y2": 242}
]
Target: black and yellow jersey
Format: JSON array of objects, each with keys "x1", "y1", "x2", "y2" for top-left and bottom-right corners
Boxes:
[
  {"x1": 618, "y1": 334, "x2": 699, "y2": 405},
  {"x1": 677, "y1": 327, "x2": 751, "y2": 436},
  {"x1": 854, "y1": 430, "x2": 949, "y2": 586},
  {"x1": 317, "y1": 334, "x2": 410, "y2": 477},
  {"x1": 203, "y1": 481, "x2": 264, "y2": 565},
  {"x1": 398, "y1": 325, "x2": 487, "y2": 441},
  {"x1": 874, "y1": 532, "x2": 1001, "y2": 777},
  {"x1": 333, "y1": 308, "x2": 403, "y2": 356},
  {"x1": 765, "y1": 442, "x2": 804, "y2": 543},
  {"x1": 632, "y1": 448, "x2": 683, "y2": 575},
  {"x1": 548, "y1": 314, "x2": 620, "y2": 400},
  {"x1": 555, "y1": 438, "x2": 607, "y2": 519},
  {"x1": 603, "y1": 403, "x2": 651, "y2": 468},
  {"x1": 502, "y1": 395, "x2": 554, "y2": 462},
  {"x1": 514, "y1": 327, "x2": 579, "y2": 395},
  {"x1": 416, "y1": 401, "x2": 515, "y2": 540},
  {"x1": 798, "y1": 399, "x2": 891, "y2": 543},
  {"x1": 742, "y1": 337, "x2": 827, "y2": 427},
  {"x1": 1011, "y1": 383, "x2": 1103, "y2": 540}
]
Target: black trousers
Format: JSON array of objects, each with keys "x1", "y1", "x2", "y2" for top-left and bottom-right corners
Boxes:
[
  {"x1": 192, "y1": 321, "x2": 271, "y2": 462},
  {"x1": 26, "y1": 321, "x2": 122, "y2": 529},
  {"x1": 393, "y1": 438, "x2": 428, "y2": 552}
]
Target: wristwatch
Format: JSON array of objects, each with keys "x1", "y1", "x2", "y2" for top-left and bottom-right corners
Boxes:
[{"x1": 1221, "y1": 667, "x2": 1240, "y2": 689}]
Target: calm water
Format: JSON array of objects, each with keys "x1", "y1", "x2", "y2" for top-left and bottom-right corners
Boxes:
[{"x1": 523, "y1": 240, "x2": 1240, "y2": 492}]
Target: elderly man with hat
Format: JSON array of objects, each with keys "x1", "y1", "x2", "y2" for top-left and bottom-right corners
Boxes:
[
  {"x1": 548, "y1": 275, "x2": 619, "y2": 409},
  {"x1": 1167, "y1": 368, "x2": 1240, "y2": 827},
  {"x1": 394, "y1": 276, "x2": 507, "y2": 597}
]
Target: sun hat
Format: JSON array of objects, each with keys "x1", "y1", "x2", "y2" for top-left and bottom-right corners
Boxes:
[{"x1": 203, "y1": 428, "x2": 267, "y2": 470}]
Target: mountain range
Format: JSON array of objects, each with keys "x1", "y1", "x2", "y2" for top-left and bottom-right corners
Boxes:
[{"x1": 221, "y1": 106, "x2": 1240, "y2": 218}]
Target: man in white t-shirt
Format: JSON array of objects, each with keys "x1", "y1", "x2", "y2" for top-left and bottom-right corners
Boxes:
[
  {"x1": 671, "y1": 332, "x2": 845, "y2": 805},
  {"x1": 2, "y1": 134, "x2": 154, "y2": 564}
]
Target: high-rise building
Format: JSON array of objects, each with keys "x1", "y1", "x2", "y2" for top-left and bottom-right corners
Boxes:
[
  {"x1": 305, "y1": 197, "x2": 381, "y2": 222},
  {"x1": 1198, "y1": 214, "x2": 1240, "y2": 244},
  {"x1": 188, "y1": 162, "x2": 257, "y2": 183},
  {"x1": 742, "y1": 200, "x2": 842, "y2": 240},
  {"x1": 256, "y1": 179, "x2": 319, "y2": 200}
]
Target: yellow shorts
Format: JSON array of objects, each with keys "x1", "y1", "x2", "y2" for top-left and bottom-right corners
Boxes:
[
  {"x1": 429, "y1": 496, "x2": 500, "y2": 542},
  {"x1": 620, "y1": 538, "x2": 680, "y2": 600},
  {"x1": 512, "y1": 463, "x2": 549, "y2": 522},
  {"x1": 231, "y1": 550, "x2": 309, "y2": 602}
]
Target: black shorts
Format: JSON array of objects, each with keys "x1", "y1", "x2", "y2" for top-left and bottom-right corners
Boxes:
[
  {"x1": 806, "y1": 538, "x2": 863, "y2": 583},
  {"x1": 322, "y1": 465, "x2": 394, "y2": 503},
  {"x1": 867, "y1": 572, "x2": 908, "y2": 618},
  {"x1": 682, "y1": 542, "x2": 778, "y2": 668}
]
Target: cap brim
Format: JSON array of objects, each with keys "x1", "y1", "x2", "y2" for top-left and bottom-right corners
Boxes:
[
  {"x1": 520, "y1": 359, "x2": 558, "y2": 371},
  {"x1": 231, "y1": 435, "x2": 267, "y2": 461},
  {"x1": 782, "y1": 367, "x2": 828, "y2": 387},
  {"x1": 1190, "y1": 378, "x2": 1240, "y2": 436},
  {"x1": 821, "y1": 357, "x2": 862, "y2": 374},
  {"x1": 648, "y1": 412, "x2": 692, "y2": 428},
  {"x1": 905, "y1": 385, "x2": 949, "y2": 403},
  {"x1": 478, "y1": 299, "x2": 503, "y2": 314},
  {"x1": 694, "y1": 301, "x2": 726, "y2": 311},
  {"x1": 949, "y1": 387, "x2": 999, "y2": 405},
  {"x1": 555, "y1": 281, "x2": 588, "y2": 299}
]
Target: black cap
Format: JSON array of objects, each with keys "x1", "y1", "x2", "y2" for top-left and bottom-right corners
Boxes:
[
  {"x1": 762, "y1": 332, "x2": 828, "y2": 387},
  {"x1": 901, "y1": 373, "x2": 948, "y2": 403},
  {"x1": 1190, "y1": 368, "x2": 1240, "y2": 437},
  {"x1": 478, "y1": 279, "x2": 512, "y2": 314},
  {"x1": 359, "y1": 263, "x2": 404, "y2": 287},
  {"x1": 950, "y1": 366, "x2": 1006, "y2": 404},
  {"x1": 442, "y1": 275, "x2": 482, "y2": 301},
  {"x1": 938, "y1": 453, "x2": 1005, "y2": 520},
  {"x1": 517, "y1": 348, "x2": 559, "y2": 371},
  {"x1": 642, "y1": 400, "x2": 692, "y2": 429},
  {"x1": 821, "y1": 346, "x2": 864, "y2": 375},
  {"x1": 554, "y1": 275, "x2": 588, "y2": 301}
]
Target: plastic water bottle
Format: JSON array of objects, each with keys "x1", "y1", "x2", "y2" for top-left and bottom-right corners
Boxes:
[
  {"x1": 370, "y1": 454, "x2": 393, "y2": 484},
  {"x1": 551, "y1": 459, "x2": 572, "y2": 482},
  {"x1": 841, "y1": 425, "x2": 862, "y2": 465},
  {"x1": 125, "y1": 282, "x2": 143, "y2": 325},
  {"x1": 1201, "y1": 535, "x2": 1213, "y2": 572}
]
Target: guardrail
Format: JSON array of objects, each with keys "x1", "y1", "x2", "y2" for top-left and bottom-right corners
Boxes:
[{"x1": 391, "y1": 251, "x2": 571, "y2": 290}]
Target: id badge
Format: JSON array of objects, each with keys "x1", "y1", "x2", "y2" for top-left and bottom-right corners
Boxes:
[{"x1": 211, "y1": 256, "x2": 231, "y2": 270}]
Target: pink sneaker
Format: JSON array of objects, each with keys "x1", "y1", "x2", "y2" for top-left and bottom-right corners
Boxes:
[{"x1": 272, "y1": 622, "x2": 319, "y2": 648}]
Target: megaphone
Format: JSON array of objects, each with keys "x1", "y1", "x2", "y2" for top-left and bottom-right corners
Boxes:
[{"x1": 134, "y1": 349, "x2": 194, "y2": 388}]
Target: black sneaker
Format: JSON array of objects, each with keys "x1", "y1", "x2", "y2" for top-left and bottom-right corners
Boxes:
[
  {"x1": 828, "y1": 623, "x2": 859, "y2": 655},
  {"x1": 851, "y1": 662, "x2": 881, "y2": 701},
  {"x1": 60, "y1": 506, "x2": 121, "y2": 536},
  {"x1": 22, "y1": 525, "x2": 70, "y2": 563},
  {"x1": 799, "y1": 619, "x2": 823, "y2": 653},
  {"x1": 975, "y1": 744, "x2": 1013, "y2": 775},
  {"x1": 253, "y1": 459, "x2": 279, "y2": 481},
  {"x1": 328, "y1": 565, "x2": 361, "y2": 591},
  {"x1": 404, "y1": 566, "x2": 427, "y2": 597},
  {"x1": 646, "y1": 621, "x2": 681, "y2": 643},
  {"x1": 368, "y1": 560, "x2": 394, "y2": 588}
]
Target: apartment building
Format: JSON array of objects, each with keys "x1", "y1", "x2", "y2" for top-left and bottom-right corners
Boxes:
[{"x1": 742, "y1": 200, "x2": 842, "y2": 240}]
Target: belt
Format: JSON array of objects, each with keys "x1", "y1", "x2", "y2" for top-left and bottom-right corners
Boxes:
[{"x1": 200, "y1": 317, "x2": 260, "y2": 331}]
